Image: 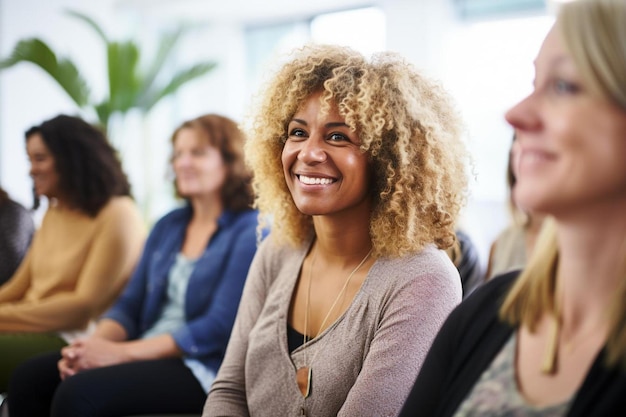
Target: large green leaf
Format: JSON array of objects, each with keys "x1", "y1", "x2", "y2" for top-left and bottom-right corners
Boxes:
[
  {"x1": 65, "y1": 9, "x2": 109, "y2": 43},
  {"x1": 140, "y1": 27, "x2": 185, "y2": 97},
  {"x1": 107, "y1": 40, "x2": 141, "y2": 113},
  {"x1": 0, "y1": 11, "x2": 217, "y2": 134},
  {"x1": 94, "y1": 101, "x2": 112, "y2": 131},
  {"x1": 0, "y1": 38, "x2": 91, "y2": 107},
  {"x1": 140, "y1": 61, "x2": 217, "y2": 111}
]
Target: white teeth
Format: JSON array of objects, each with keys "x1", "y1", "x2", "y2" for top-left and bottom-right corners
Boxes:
[{"x1": 299, "y1": 175, "x2": 334, "y2": 185}]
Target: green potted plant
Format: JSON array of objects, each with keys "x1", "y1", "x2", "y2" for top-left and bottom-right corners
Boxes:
[
  {"x1": 0, "y1": 9, "x2": 217, "y2": 134},
  {"x1": 0, "y1": 10, "x2": 217, "y2": 219}
]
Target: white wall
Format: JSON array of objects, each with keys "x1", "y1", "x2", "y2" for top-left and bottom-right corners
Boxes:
[
  {"x1": 0, "y1": 0, "x2": 553, "y2": 266},
  {"x1": 0, "y1": 0, "x2": 247, "y2": 223},
  {"x1": 0, "y1": 0, "x2": 112, "y2": 209}
]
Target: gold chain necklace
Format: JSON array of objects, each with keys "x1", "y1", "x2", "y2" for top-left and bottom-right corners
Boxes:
[{"x1": 296, "y1": 245, "x2": 373, "y2": 400}]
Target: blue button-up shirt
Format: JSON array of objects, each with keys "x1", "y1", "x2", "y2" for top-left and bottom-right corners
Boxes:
[{"x1": 103, "y1": 205, "x2": 261, "y2": 382}]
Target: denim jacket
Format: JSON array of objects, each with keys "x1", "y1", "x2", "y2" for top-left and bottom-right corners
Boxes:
[{"x1": 103, "y1": 205, "x2": 260, "y2": 373}]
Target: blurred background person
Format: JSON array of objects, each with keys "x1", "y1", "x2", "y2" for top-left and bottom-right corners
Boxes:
[
  {"x1": 0, "y1": 186, "x2": 34, "y2": 286},
  {"x1": 486, "y1": 134, "x2": 546, "y2": 280},
  {"x1": 446, "y1": 228, "x2": 484, "y2": 298},
  {"x1": 8, "y1": 113, "x2": 261, "y2": 417},
  {"x1": 0, "y1": 115, "x2": 145, "y2": 394}
]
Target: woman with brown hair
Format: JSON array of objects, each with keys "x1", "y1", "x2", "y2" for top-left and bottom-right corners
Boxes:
[
  {"x1": 485, "y1": 134, "x2": 546, "y2": 280},
  {"x1": 8, "y1": 114, "x2": 261, "y2": 416},
  {"x1": 0, "y1": 115, "x2": 145, "y2": 393}
]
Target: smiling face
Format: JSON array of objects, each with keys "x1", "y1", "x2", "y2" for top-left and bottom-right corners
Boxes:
[
  {"x1": 281, "y1": 92, "x2": 372, "y2": 218},
  {"x1": 172, "y1": 127, "x2": 227, "y2": 201},
  {"x1": 26, "y1": 133, "x2": 61, "y2": 199},
  {"x1": 505, "y1": 25, "x2": 626, "y2": 219}
]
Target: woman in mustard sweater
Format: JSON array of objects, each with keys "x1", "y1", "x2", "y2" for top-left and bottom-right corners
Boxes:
[
  {"x1": 0, "y1": 115, "x2": 145, "y2": 392},
  {"x1": 8, "y1": 113, "x2": 261, "y2": 417}
]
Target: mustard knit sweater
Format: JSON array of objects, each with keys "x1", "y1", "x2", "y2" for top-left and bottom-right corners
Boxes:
[{"x1": 0, "y1": 196, "x2": 146, "y2": 333}]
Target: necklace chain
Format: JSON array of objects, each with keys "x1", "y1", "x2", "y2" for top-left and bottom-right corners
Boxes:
[
  {"x1": 297, "y1": 244, "x2": 372, "y2": 399},
  {"x1": 303, "y1": 245, "x2": 373, "y2": 345}
]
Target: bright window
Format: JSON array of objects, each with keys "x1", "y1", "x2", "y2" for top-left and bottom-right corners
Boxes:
[{"x1": 244, "y1": 7, "x2": 386, "y2": 97}]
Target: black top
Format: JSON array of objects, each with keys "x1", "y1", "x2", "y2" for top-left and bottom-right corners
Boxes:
[
  {"x1": 455, "y1": 229, "x2": 484, "y2": 298},
  {"x1": 287, "y1": 324, "x2": 306, "y2": 353},
  {"x1": 399, "y1": 270, "x2": 626, "y2": 417}
]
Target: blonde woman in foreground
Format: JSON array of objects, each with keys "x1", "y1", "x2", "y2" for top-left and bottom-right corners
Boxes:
[
  {"x1": 399, "y1": 0, "x2": 626, "y2": 415},
  {"x1": 203, "y1": 44, "x2": 468, "y2": 417}
]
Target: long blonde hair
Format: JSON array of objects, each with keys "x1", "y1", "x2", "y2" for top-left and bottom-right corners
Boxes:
[{"x1": 500, "y1": 0, "x2": 626, "y2": 367}]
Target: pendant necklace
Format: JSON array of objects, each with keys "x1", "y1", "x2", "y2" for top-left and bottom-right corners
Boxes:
[{"x1": 296, "y1": 245, "x2": 373, "y2": 409}]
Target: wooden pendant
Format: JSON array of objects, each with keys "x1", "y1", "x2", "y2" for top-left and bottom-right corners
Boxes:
[{"x1": 296, "y1": 366, "x2": 312, "y2": 397}]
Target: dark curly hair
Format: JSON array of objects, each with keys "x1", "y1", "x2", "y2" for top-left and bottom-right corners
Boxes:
[
  {"x1": 25, "y1": 115, "x2": 132, "y2": 216},
  {"x1": 170, "y1": 114, "x2": 254, "y2": 212}
]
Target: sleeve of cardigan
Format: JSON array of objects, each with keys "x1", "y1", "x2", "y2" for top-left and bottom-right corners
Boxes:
[
  {"x1": 337, "y1": 250, "x2": 462, "y2": 417},
  {"x1": 398, "y1": 270, "x2": 519, "y2": 417},
  {"x1": 203, "y1": 238, "x2": 275, "y2": 417},
  {"x1": 0, "y1": 199, "x2": 146, "y2": 332},
  {"x1": 397, "y1": 293, "x2": 465, "y2": 417}
]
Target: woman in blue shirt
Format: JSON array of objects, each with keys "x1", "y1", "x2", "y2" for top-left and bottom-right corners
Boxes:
[{"x1": 8, "y1": 114, "x2": 261, "y2": 416}]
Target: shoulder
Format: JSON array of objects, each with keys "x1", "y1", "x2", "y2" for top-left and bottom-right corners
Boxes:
[
  {"x1": 463, "y1": 269, "x2": 518, "y2": 303},
  {"x1": 238, "y1": 235, "x2": 307, "y2": 298},
  {"x1": 0, "y1": 199, "x2": 33, "y2": 225},
  {"x1": 217, "y1": 210, "x2": 260, "y2": 246},
  {"x1": 93, "y1": 197, "x2": 145, "y2": 239},
  {"x1": 429, "y1": 271, "x2": 518, "y2": 376},
  {"x1": 249, "y1": 235, "x2": 307, "y2": 278},
  {"x1": 0, "y1": 199, "x2": 29, "y2": 215},
  {"x1": 152, "y1": 205, "x2": 191, "y2": 229},
  {"x1": 375, "y1": 245, "x2": 459, "y2": 285},
  {"x1": 366, "y1": 246, "x2": 462, "y2": 309},
  {"x1": 255, "y1": 234, "x2": 305, "y2": 263},
  {"x1": 226, "y1": 209, "x2": 259, "y2": 231},
  {"x1": 493, "y1": 224, "x2": 526, "y2": 247},
  {"x1": 449, "y1": 270, "x2": 518, "y2": 326},
  {"x1": 97, "y1": 196, "x2": 142, "y2": 221}
]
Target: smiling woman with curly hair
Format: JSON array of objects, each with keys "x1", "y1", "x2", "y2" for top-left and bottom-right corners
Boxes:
[
  {"x1": 204, "y1": 44, "x2": 469, "y2": 417},
  {"x1": 247, "y1": 44, "x2": 467, "y2": 257}
]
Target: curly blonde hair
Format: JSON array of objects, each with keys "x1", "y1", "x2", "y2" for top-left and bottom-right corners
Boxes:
[{"x1": 246, "y1": 44, "x2": 468, "y2": 258}]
